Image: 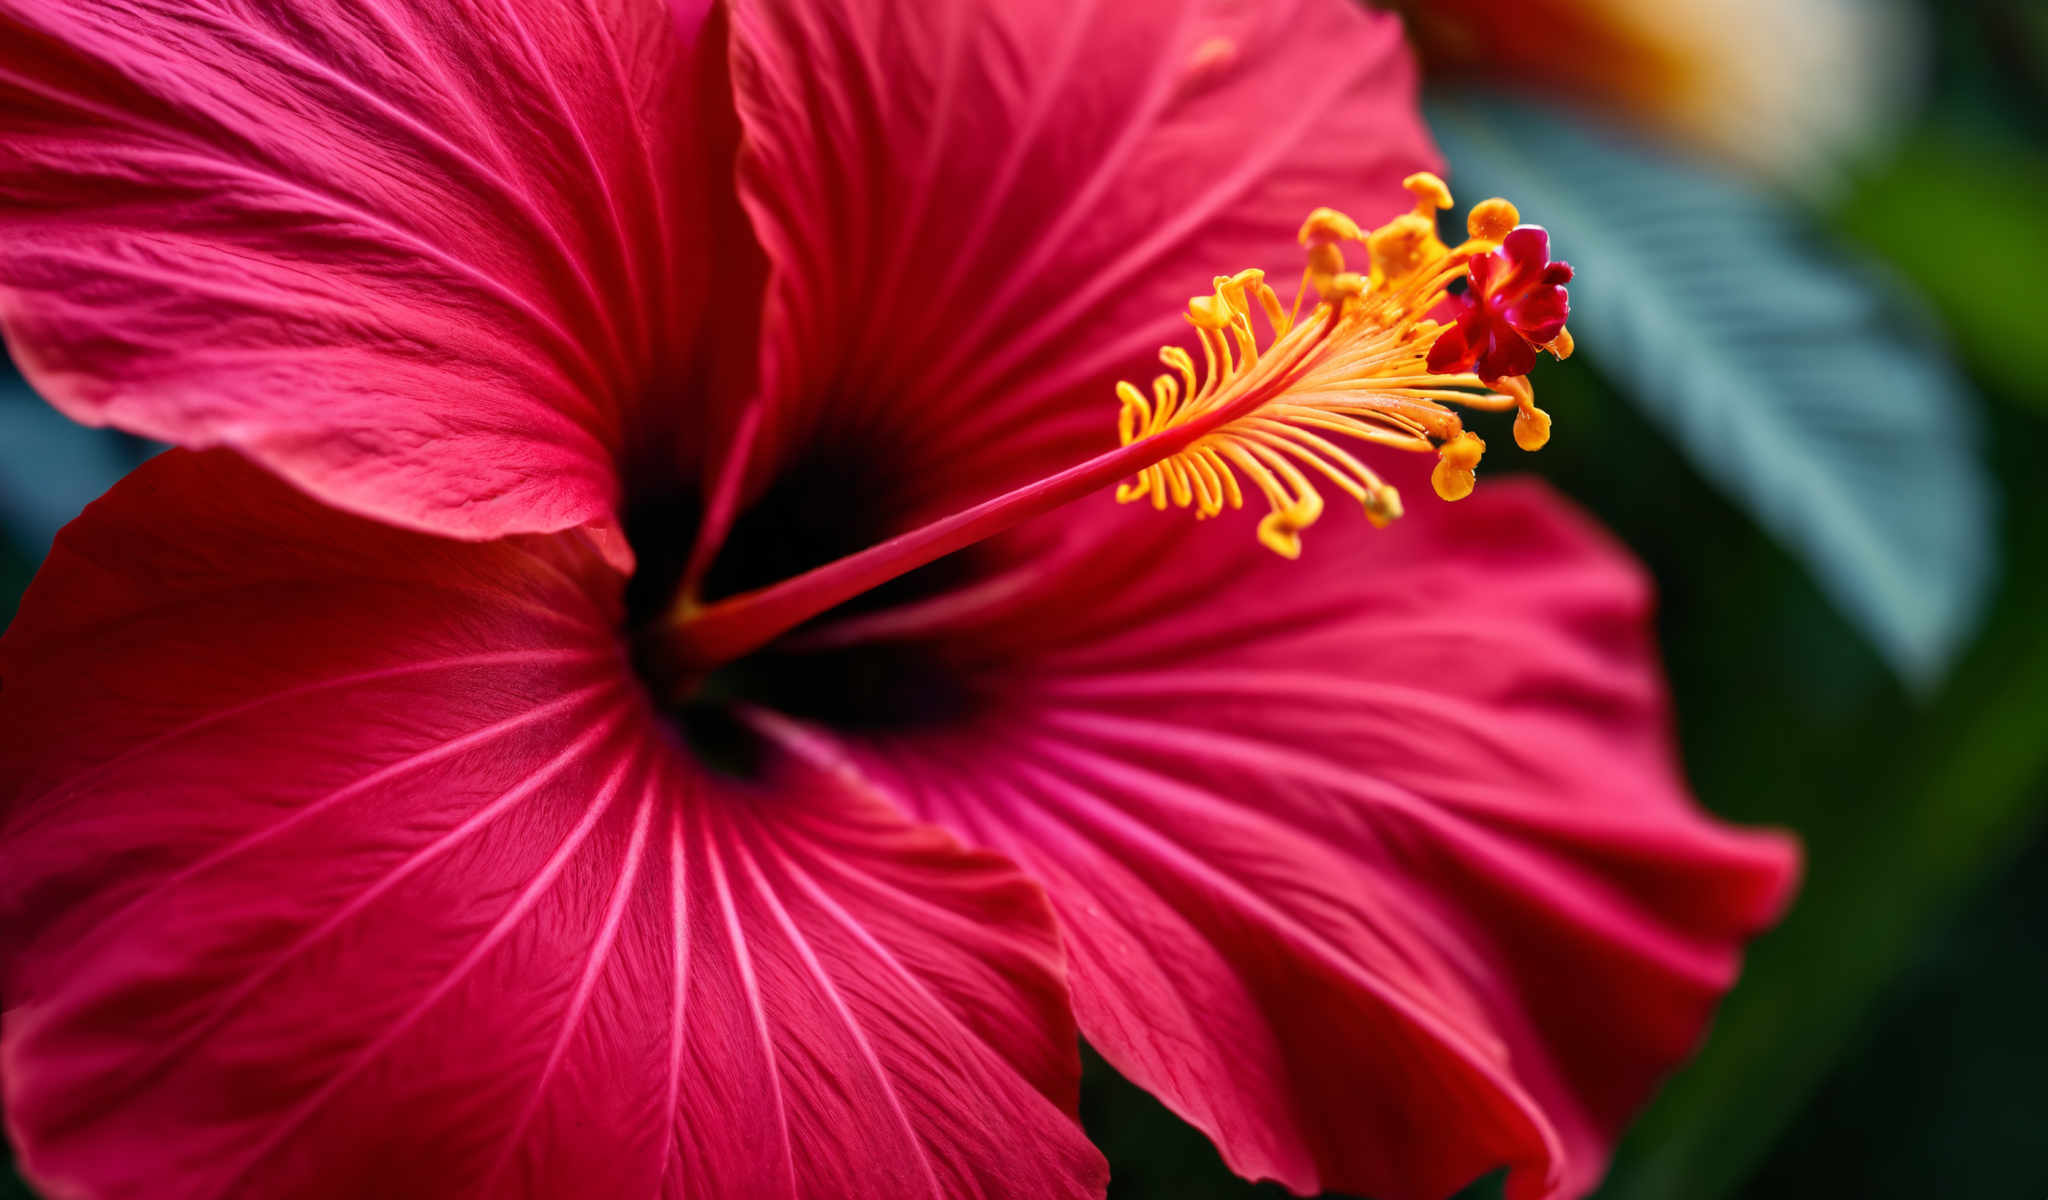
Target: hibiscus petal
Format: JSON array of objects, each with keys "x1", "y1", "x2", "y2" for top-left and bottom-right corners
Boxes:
[
  {"x1": 705, "y1": 0, "x2": 1435, "y2": 567},
  {"x1": 777, "y1": 477, "x2": 1799, "y2": 1199},
  {"x1": 0, "y1": 0, "x2": 726, "y2": 546},
  {"x1": 0, "y1": 451, "x2": 1104, "y2": 1199}
]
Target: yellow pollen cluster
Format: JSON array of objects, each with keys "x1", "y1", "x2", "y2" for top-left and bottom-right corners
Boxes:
[{"x1": 1113, "y1": 174, "x2": 1565, "y2": 558}]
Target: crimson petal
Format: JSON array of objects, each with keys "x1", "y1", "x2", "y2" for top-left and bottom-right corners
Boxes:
[
  {"x1": 775, "y1": 479, "x2": 1798, "y2": 1199},
  {"x1": 0, "y1": 451, "x2": 1104, "y2": 1200},
  {"x1": 0, "y1": 0, "x2": 726, "y2": 548}
]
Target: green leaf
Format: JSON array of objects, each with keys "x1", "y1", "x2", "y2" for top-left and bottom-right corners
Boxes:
[
  {"x1": 1428, "y1": 93, "x2": 1996, "y2": 688},
  {"x1": 1836, "y1": 129, "x2": 2048, "y2": 410}
]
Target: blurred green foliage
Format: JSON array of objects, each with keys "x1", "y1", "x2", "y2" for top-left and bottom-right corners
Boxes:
[{"x1": 1838, "y1": 133, "x2": 2048, "y2": 409}]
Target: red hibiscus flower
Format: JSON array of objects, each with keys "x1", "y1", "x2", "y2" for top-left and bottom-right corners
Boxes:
[{"x1": 0, "y1": 1, "x2": 1797, "y2": 1198}]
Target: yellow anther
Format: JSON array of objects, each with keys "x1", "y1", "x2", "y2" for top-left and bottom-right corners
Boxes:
[
  {"x1": 1490, "y1": 374, "x2": 1550, "y2": 450},
  {"x1": 1299, "y1": 208, "x2": 1363, "y2": 294},
  {"x1": 1257, "y1": 506, "x2": 1314, "y2": 560},
  {"x1": 1216, "y1": 268, "x2": 1288, "y2": 332},
  {"x1": 1513, "y1": 405, "x2": 1552, "y2": 452},
  {"x1": 1545, "y1": 328, "x2": 1575, "y2": 361},
  {"x1": 1404, "y1": 172, "x2": 1453, "y2": 216},
  {"x1": 1299, "y1": 207, "x2": 1364, "y2": 247},
  {"x1": 1228, "y1": 268, "x2": 1292, "y2": 335},
  {"x1": 1363, "y1": 483, "x2": 1404, "y2": 529},
  {"x1": 1431, "y1": 432, "x2": 1486, "y2": 501},
  {"x1": 1367, "y1": 214, "x2": 1446, "y2": 291},
  {"x1": 1323, "y1": 271, "x2": 1367, "y2": 300},
  {"x1": 1467, "y1": 198, "x2": 1520, "y2": 244},
  {"x1": 1256, "y1": 522, "x2": 1303, "y2": 559},
  {"x1": 1304, "y1": 245, "x2": 1345, "y2": 291},
  {"x1": 1215, "y1": 270, "x2": 1255, "y2": 313},
  {"x1": 1187, "y1": 293, "x2": 1234, "y2": 329},
  {"x1": 1114, "y1": 187, "x2": 1569, "y2": 556}
]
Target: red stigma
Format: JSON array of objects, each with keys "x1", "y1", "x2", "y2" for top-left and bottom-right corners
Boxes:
[{"x1": 1426, "y1": 225, "x2": 1573, "y2": 381}]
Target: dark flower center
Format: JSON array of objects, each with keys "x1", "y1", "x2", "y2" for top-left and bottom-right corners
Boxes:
[{"x1": 623, "y1": 441, "x2": 986, "y2": 775}]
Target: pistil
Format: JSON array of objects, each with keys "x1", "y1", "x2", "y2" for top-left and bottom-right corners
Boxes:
[{"x1": 652, "y1": 173, "x2": 1573, "y2": 679}]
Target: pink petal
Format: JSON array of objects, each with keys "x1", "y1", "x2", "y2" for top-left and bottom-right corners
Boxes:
[
  {"x1": 0, "y1": 451, "x2": 1104, "y2": 1199},
  {"x1": 706, "y1": 0, "x2": 1434, "y2": 564},
  {"x1": 0, "y1": 0, "x2": 732, "y2": 547},
  {"x1": 775, "y1": 476, "x2": 1799, "y2": 1199}
]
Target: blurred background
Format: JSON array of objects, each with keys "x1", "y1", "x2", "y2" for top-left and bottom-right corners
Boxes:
[{"x1": 2, "y1": 0, "x2": 2043, "y2": 1196}]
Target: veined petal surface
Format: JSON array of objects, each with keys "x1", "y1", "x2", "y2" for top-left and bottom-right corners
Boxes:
[
  {"x1": 0, "y1": 451, "x2": 1104, "y2": 1200},
  {"x1": 0, "y1": 0, "x2": 725, "y2": 545},
  {"x1": 775, "y1": 476, "x2": 1799, "y2": 1200}
]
